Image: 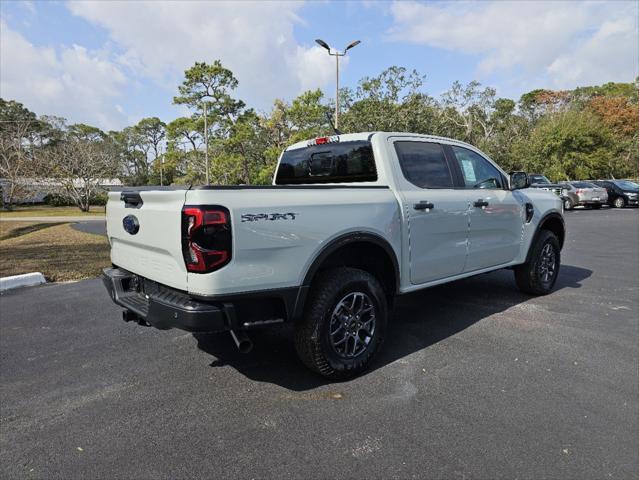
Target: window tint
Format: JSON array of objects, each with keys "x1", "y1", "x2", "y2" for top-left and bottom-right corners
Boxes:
[
  {"x1": 451, "y1": 146, "x2": 504, "y2": 189},
  {"x1": 275, "y1": 141, "x2": 376, "y2": 185},
  {"x1": 615, "y1": 180, "x2": 639, "y2": 190},
  {"x1": 394, "y1": 141, "x2": 453, "y2": 188},
  {"x1": 571, "y1": 182, "x2": 595, "y2": 188},
  {"x1": 529, "y1": 174, "x2": 550, "y2": 184}
]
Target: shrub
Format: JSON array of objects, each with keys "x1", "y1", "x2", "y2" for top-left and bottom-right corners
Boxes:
[{"x1": 43, "y1": 194, "x2": 74, "y2": 207}]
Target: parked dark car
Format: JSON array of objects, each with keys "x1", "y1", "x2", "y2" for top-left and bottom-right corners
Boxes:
[
  {"x1": 592, "y1": 180, "x2": 639, "y2": 208},
  {"x1": 559, "y1": 181, "x2": 608, "y2": 209},
  {"x1": 528, "y1": 174, "x2": 563, "y2": 196}
]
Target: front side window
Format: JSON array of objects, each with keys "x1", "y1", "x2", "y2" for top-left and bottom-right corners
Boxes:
[
  {"x1": 394, "y1": 141, "x2": 453, "y2": 189},
  {"x1": 451, "y1": 146, "x2": 504, "y2": 189}
]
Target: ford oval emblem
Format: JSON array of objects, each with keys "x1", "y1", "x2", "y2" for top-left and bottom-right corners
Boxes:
[{"x1": 122, "y1": 215, "x2": 140, "y2": 235}]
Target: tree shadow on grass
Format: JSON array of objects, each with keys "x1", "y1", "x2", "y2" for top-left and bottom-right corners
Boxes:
[
  {"x1": 0, "y1": 222, "x2": 63, "y2": 240},
  {"x1": 193, "y1": 265, "x2": 592, "y2": 391}
]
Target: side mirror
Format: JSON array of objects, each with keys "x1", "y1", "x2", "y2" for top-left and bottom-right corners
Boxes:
[{"x1": 510, "y1": 172, "x2": 529, "y2": 190}]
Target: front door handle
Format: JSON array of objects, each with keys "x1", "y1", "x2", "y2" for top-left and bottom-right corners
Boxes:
[
  {"x1": 414, "y1": 201, "x2": 434, "y2": 210},
  {"x1": 474, "y1": 199, "x2": 489, "y2": 208}
]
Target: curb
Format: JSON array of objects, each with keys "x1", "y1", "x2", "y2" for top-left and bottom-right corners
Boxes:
[{"x1": 0, "y1": 272, "x2": 46, "y2": 291}]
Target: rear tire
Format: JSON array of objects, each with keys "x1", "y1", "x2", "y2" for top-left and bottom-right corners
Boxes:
[
  {"x1": 614, "y1": 197, "x2": 625, "y2": 208},
  {"x1": 294, "y1": 267, "x2": 388, "y2": 379},
  {"x1": 514, "y1": 230, "x2": 561, "y2": 295},
  {"x1": 563, "y1": 198, "x2": 573, "y2": 210}
]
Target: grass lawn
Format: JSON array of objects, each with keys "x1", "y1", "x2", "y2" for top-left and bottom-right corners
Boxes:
[
  {"x1": 0, "y1": 222, "x2": 110, "y2": 281},
  {"x1": 0, "y1": 205, "x2": 106, "y2": 217}
]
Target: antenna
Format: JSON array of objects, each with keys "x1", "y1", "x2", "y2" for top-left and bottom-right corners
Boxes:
[{"x1": 325, "y1": 110, "x2": 342, "y2": 135}]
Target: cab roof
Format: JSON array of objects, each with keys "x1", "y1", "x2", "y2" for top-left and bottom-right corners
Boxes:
[{"x1": 285, "y1": 132, "x2": 476, "y2": 151}]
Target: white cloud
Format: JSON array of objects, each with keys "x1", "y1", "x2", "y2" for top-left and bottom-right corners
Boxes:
[
  {"x1": 293, "y1": 45, "x2": 349, "y2": 93},
  {"x1": 388, "y1": 0, "x2": 638, "y2": 91},
  {"x1": 0, "y1": 21, "x2": 128, "y2": 130},
  {"x1": 1, "y1": 1, "x2": 340, "y2": 129},
  {"x1": 66, "y1": 1, "x2": 337, "y2": 110}
]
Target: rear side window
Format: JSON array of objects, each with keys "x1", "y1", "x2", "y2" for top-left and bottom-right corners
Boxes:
[
  {"x1": 275, "y1": 141, "x2": 376, "y2": 184},
  {"x1": 394, "y1": 141, "x2": 453, "y2": 188}
]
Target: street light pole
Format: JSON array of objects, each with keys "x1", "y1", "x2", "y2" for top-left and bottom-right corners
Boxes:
[
  {"x1": 335, "y1": 53, "x2": 339, "y2": 129},
  {"x1": 315, "y1": 39, "x2": 361, "y2": 130},
  {"x1": 203, "y1": 102, "x2": 209, "y2": 185}
]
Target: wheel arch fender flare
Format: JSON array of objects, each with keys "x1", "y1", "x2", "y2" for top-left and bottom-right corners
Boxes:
[
  {"x1": 525, "y1": 211, "x2": 565, "y2": 263},
  {"x1": 291, "y1": 232, "x2": 401, "y2": 321}
]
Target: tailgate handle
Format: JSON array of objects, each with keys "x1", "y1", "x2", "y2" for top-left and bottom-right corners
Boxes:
[{"x1": 120, "y1": 192, "x2": 143, "y2": 208}]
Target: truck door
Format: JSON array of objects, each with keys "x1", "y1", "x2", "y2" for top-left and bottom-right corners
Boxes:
[
  {"x1": 390, "y1": 139, "x2": 470, "y2": 284},
  {"x1": 446, "y1": 145, "x2": 523, "y2": 272}
]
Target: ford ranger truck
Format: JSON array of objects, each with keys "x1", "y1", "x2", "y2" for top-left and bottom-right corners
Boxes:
[{"x1": 102, "y1": 132, "x2": 565, "y2": 379}]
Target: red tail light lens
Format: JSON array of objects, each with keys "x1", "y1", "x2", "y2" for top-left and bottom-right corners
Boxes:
[{"x1": 181, "y1": 206, "x2": 232, "y2": 273}]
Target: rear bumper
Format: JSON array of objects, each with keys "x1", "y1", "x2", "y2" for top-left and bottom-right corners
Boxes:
[
  {"x1": 102, "y1": 267, "x2": 230, "y2": 332},
  {"x1": 577, "y1": 199, "x2": 606, "y2": 205},
  {"x1": 102, "y1": 267, "x2": 306, "y2": 333}
]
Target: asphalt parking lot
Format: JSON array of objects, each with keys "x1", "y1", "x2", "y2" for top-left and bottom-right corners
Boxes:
[{"x1": 1, "y1": 208, "x2": 638, "y2": 479}]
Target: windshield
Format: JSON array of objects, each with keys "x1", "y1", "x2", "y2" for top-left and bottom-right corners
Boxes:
[
  {"x1": 529, "y1": 175, "x2": 550, "y2": 184},
  {"x1": 614, "y1": 180, "x2": 639, "y2": 190}
]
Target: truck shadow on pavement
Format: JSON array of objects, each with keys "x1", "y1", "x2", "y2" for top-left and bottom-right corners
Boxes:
[{"x1": 193, "y1": 264, "x2": 592, "y2": 391}]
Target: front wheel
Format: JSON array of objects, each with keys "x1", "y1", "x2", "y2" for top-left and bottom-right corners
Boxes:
[
  {"x1": 294, "y1": 267, "x2": 388, "y2": 379},
  {"x1": 614, "y1": 197, "x2": 625, "y2": 208},
  {"x1": 514, "y1": 230, "x2": 561, "y2": 295}
]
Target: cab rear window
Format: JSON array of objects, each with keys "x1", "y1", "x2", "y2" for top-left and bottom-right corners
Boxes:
[{"x1": 275, "y1": 141, "x2": 377, "y2": 185}]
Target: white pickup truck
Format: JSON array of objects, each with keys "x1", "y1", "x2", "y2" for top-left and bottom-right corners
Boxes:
[{"x1": 103, "y1": 132, "x2": 565, "y2": 378}]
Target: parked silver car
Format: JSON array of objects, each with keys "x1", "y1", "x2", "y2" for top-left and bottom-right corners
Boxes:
[{"x1": 560, "y1": 181, "x2": 608, "y2": 210}]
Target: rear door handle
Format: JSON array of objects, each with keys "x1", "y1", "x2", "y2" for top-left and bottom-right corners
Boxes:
[
  {"x1": 414, "y1": 201, "x2": 434, "y2": 210},
  {"x1": 473, "y1": 199, "x2": 489, "y2": 208}
]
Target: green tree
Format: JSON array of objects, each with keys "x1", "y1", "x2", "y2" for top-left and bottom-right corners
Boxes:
[
  {"x1": 106, "y1": 127, "x2": 148, "y2": 185},
  {"x1": 173, "y1": 61, "x2": 245, "y2": 184},
  {"x1": 340, "y1": 66, "x2": 430, "y2": 133},
  {"x1": 134, "y1": 117, "x2": 166, "y2": 185},
  {"x1": 68, "y1": 123, "x2": 105, "y2": 142},
  {"x1": 514, "y1": 110, "x2": 614, "y2": 180}
]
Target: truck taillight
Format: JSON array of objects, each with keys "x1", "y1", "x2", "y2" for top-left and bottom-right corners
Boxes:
[{"x1": 181, "y1": 206, "x2": 232, "y2": 273}]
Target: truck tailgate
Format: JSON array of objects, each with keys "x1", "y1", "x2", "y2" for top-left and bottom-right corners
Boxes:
[{"x1": 106, "y1": 189, "x2": 188, "y2": 291}]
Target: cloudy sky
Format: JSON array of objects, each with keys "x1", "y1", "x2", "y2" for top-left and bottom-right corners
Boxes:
[{"x1": 1, "y1": 0, "x2": 637, "y2": 130}]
